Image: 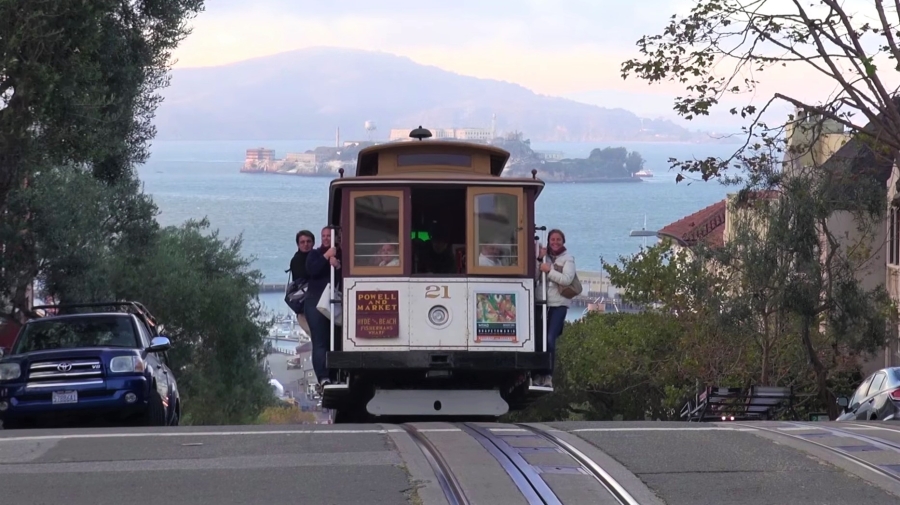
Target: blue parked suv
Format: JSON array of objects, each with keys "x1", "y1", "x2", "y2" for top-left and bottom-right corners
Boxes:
[{"x1": 0, "y1": 302, "x2": 180, "y2": 429}]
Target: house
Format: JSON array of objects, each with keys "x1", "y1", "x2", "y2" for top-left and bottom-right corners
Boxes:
[
  {"x1": 794, "y1": 113, "x2": 895, "y2": 373},
  {"x1": 884, "y1": 161, "x2": 900, "y2": 369}
]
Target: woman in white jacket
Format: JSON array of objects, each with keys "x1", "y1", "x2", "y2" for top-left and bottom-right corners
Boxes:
[{"x1": 535, "y1": 228, "x2": 575, "y2": 388}]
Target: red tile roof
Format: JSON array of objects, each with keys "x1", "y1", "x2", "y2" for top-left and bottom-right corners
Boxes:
[{"x1": 658, "y1": 199, "x2": 727, "y2": 248}]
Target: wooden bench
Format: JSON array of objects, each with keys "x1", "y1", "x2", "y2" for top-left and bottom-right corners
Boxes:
[{"x1": 681, "y1": 385, "x2": 798, "y2": 422}]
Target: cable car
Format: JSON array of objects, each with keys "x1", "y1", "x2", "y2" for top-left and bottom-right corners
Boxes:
[{"x1": 320, "y1": 126, "x2": 553, "y2": 422}]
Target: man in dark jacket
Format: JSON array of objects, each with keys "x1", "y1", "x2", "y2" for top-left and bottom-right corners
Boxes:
[
  {"x1": 305, "y1": 226, "x2": 342, "y2": 388},
  {"x1": 289, "y1": 230, "x2": 315, "y2": 337}
]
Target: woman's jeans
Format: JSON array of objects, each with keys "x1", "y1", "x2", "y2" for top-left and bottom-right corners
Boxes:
[{"x1": 544, "y1": 305, "x2": 568, "y2": 375}]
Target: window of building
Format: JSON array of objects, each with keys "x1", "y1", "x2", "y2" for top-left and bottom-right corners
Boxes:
[
  {"x1": 466, "y1": 187, "x2": 526, "y2": 275},
  {"x1": 349, "y1": 190, "x2": 404, "y2": 275}
]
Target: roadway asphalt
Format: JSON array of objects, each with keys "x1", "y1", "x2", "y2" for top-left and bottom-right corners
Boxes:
[
  {"x1": 3, "y1": 420, "x2": 900, "y2": 504},
  {"x1": 268, "y1": 353, "x2": 307, "y2": 397}
]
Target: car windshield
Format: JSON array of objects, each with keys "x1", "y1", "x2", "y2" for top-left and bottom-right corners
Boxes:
[{"x1": 12, "y1": 316, "x2": 139, "y2": 353}]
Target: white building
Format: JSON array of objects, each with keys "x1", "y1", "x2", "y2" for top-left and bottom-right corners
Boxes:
[{"x1": 389, "y1": 127, "x2": 494, "y2": 142}]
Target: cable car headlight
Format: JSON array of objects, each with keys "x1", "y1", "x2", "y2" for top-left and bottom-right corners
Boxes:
[{"x1": 428, "y1": 305, "x2": 450, "y2": 327}]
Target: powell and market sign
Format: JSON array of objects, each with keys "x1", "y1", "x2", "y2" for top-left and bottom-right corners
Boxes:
[{"x1": 355, "y1": 291, "x2": 399, "y2": 338}]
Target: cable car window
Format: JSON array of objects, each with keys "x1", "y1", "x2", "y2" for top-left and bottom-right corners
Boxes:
[
  {"x1": 474, "y1": 193, "x2": 519, "y2": 267},
  {"x1": 397, "y1": 153, "x2": 472, "y2": 167},
  {"x1": 350, "y1": 191, "x2": 404, "y2": 275}
]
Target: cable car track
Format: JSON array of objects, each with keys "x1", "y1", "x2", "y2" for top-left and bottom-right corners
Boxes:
[
  {"x1": 516, "y1": 424, "x2": 643, "y2": 505},
  {"x1": 733, "y1": 422, "x2": 900, "y2": 486},
  {"x1": 401, "y1": 422, "x2": 642, "y2": 505},
  {"x1": 400, "y1": 424, "x2": 470, "y2": 505}
]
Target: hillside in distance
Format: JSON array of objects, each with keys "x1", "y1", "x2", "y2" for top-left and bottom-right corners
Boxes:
[{"x1": 154, "y1": 47, "x2": 720, "y2": 143}]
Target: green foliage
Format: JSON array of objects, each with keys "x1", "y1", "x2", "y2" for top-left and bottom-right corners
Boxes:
[
  {"x1": 0, "y1": 0, "x2": 205, "y2": 180},
  {"x1": 0, "y1": 0, "x2": 274, "y2": 424},
  {"x1": 7, "y1": 167, "x2": 158, "y2": 304},
  {"x1": 560, "y1": 312, "x2": 689, "y2": 420},
  {"x1": 540, "y1": 147, "x2": 646, "y2": 179},
  {"x1": 0, "y1": 0, "x2": 205, "y2": 313},
  {"x1": 113, "y1": 219, "x2": 273, "y2": 425},
  {"x1": 614, "y1": 0, "x2": 900, "y2": 417},
  {"x1": 8, "y1": 168, "x2": 273, "y2": 424},
  {"x1": 510, "y1": 312, "x2": 698, "y2": 422},
  {"x1": 604, "y1": 239, "x2": 723, "y2": 314},
  {"x1": 256, "y1": 404, "x2": 316, "y2": 425},
  {"x1": 517, "y1": 151, "x2": 893, "y2": 421}
]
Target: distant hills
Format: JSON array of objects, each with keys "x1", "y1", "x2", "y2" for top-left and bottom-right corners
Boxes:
[{"x1": 153, "y1": 47, "x2": 727, "y2": 143}]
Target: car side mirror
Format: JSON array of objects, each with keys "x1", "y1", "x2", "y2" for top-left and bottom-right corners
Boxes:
[
  {"x1": 148, "y1": 336, "x2": 171, "y2": 353},
  {"x1": 836, "y1": 396, "x2": 849, "y2": 408}
]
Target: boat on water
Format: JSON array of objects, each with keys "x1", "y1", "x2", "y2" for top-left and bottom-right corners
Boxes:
[
  {"x1": 634, "y1": 169, "x2": 653, "y2": 178},
  {"x1": 266, "y1": 314, "x2": 309, "y2": 342}
]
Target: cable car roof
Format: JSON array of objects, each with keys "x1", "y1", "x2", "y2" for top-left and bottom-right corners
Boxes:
[{"x1": 355, "y1": 133, "x2": 511, "y2": 178}]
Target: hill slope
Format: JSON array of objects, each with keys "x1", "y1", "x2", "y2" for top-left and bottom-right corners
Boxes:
[{"x1": 154, "y1": 47, "x2": 703, "y2": 142}]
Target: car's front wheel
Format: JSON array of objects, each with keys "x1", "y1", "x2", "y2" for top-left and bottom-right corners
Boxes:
[{"x1": 140, "y1": 388, "x2": 167, "y2": 426}]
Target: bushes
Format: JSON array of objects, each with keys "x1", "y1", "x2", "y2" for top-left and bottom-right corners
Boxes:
[{"x1": 256, "y1": 404, "x2": 317, "y2": 425}]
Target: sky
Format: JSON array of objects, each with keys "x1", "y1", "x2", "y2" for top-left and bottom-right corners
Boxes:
[{"x1": 170, "y1": 0, "x2": 889, "y2": 132}]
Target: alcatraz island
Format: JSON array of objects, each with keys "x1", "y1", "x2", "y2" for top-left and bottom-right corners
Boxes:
[{"x1": 240, "y1": 128, "x2": 652, "y2": 183}]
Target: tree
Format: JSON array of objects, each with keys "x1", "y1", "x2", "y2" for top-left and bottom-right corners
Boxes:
[
  {"x1": 505, "y1": 312, "x2": 695, "y2": 422},
  {"x1": 0, "y1": 0, "x2": 205, "y2": 315},
  {"x1": 113, "y1": 219, "x2": 274, "y2": 425},
  {"x1": 557, "y1": 311, "x2": 692, "y2": 421},
  {"x1": 605, "y1": 161, "x2": 893, "y2": 417},
  {"x1": 0, "y1": 1, "x2": 276, "y2": 423},
  {"x1": 616, "y1": 0, "x2": 900, "y2": 419},
  {"x1": 765, "y1": 163, "x2": 892, "y2": 418},
  {"x1": 620, "y1": 0, "x2": 900, "y2": 181},
  {"x1": 12, "y1": 167, "x2": 274, "y2": 423},
  {"x1": 605, "y1": 241, "x2": 761, "y2": 389}
]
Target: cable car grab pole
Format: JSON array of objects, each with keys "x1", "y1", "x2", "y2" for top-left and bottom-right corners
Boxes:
[
  {"x1": 542, "y1": 263, "x2": 548, "y2": 355},
  {"x1": 330, "y1": 227, "x2": 336, "y2": 354},
  {"x1": 536, "y1": 227, "x2": 548, "y2": 357}
]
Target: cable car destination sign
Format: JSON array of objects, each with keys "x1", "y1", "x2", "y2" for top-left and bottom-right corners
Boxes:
[{"x1": 355, "y1": 290, "x2": 400, "y2": 338}]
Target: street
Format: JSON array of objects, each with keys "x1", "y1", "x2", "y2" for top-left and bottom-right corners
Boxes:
[{"x1": 2, "y1": 421, "x2": 900, "y2": 504}]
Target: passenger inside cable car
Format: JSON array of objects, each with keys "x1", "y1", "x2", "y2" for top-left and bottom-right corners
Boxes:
[{"x1": 375, "y1": 242, "x2": 400, "y2": 267}]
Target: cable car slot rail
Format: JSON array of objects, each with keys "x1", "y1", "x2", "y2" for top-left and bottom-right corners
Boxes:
[
  {"x1": 733, "y1": 422, "x2": 900, "y2": 486},
  {"x1": 458, "y1": 423, "x2": 642, "y2": 505},
  {"x1": 400, "y1": 424, "x2": 470, "y2": 505}
]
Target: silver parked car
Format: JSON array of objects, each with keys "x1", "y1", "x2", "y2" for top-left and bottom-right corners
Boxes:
[{"x1": 836, "y1": 367, "x2": 900, "y2": 421}]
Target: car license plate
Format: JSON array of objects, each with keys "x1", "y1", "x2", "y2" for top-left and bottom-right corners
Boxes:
[{"x1": 52, "y1": 390, "x2": 78, "y2": 404}]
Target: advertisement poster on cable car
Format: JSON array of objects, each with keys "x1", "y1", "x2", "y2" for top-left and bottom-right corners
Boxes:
[
  {"x1": 474, "y1": 292, "x2": 517, "y2": 342},
  {"x1": 355, "y1": 290, "x2": 399, "y2": 338}
]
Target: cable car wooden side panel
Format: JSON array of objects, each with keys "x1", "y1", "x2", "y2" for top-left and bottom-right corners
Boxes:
[{"x1": 320, "y1": 128, "x2": 553, "y2": 422}]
